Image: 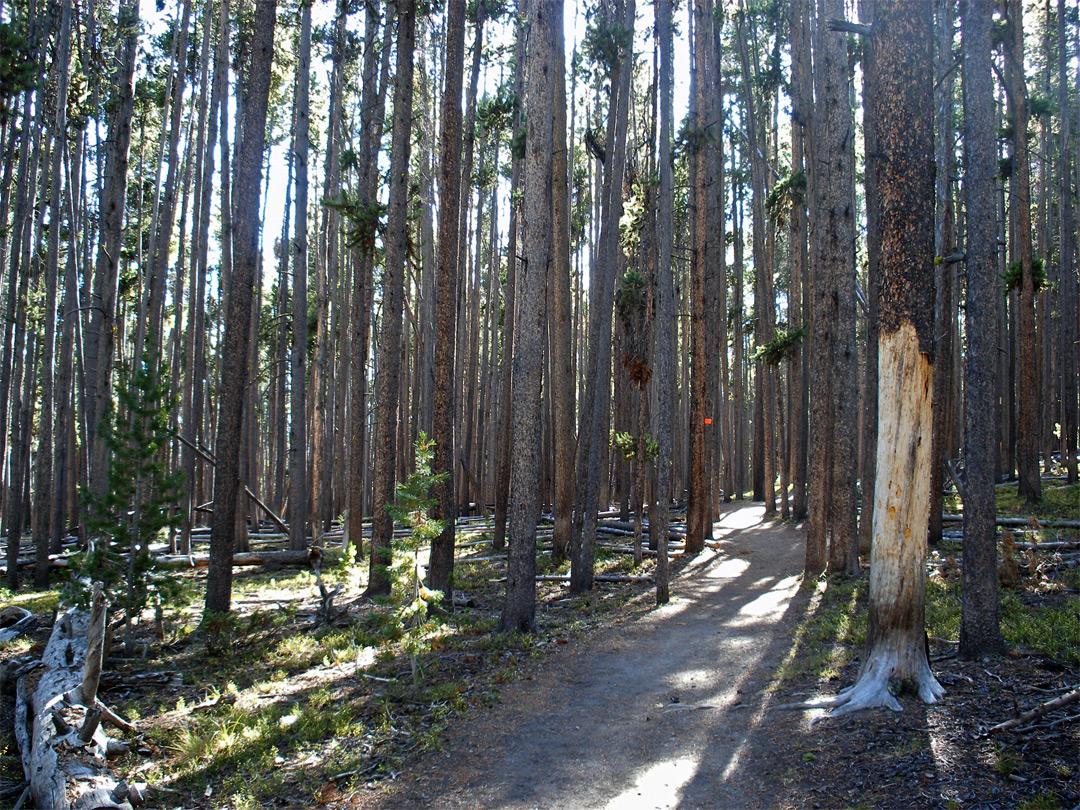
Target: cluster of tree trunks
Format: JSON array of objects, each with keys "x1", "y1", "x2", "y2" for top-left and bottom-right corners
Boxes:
[{"x1": 0, "y1": 0, "x2": 1076, "y2": 662}]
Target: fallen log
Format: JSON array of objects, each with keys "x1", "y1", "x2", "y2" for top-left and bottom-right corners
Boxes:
[
  {"x1": 0, "y1": 607, "x2": 36, "y2": 643},
  {"x1": 17, "y1": 584, "x2": 133, "y2": 809},
  {"x1": 157, "y1": 547, "x2": 321, "y2": 569},
  {"x1": 941, "y1": 513, "x2": 1080, "y2": 529},
  {"x1": 988, "y1": 686, "x2": 1080, "y2": 733},
  {"x1": 493, "y1": 574, "x2": 654, "y2": 584}
]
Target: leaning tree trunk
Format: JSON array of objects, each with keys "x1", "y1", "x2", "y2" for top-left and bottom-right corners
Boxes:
[{"x1": 827, "y1": 0, "x2": 943, "y2": 715}]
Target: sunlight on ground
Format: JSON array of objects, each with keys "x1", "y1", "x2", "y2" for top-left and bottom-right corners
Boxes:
[
  {"x1": 714, "y1": 505, "x2": 766, "y2": 533},
  {"x1": 728, "y1": 575, "x2": 802, "y2": 626},
  {"x1": 600, "y1": 755, "x2": 698, "y2": 810},
  {"x1": 701, "y1": 557, "x2": 752, "y2": 580}
]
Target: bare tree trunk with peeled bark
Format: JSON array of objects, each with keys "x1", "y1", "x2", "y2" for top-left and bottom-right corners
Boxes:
[{"x1": 827, "y1": 0, "x2": 943, "y2": 714}]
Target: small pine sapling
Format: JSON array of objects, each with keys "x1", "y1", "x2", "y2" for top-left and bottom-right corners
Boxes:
[
  {"x1": 74, "y1": 350, "x2": 184, "y2": 651},
  {"x1": 385, "y1": 432, "x2": 447, "y2": 680}
]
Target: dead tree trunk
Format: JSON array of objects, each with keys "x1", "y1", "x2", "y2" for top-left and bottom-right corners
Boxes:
[{"x1": 18, "y1": 586, "x2": 134, "y2": 809}]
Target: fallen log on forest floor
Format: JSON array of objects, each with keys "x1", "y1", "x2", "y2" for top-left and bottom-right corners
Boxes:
[
  {"x1": 940, "y1": 513, "x2": 1080, "y2": 529},
  {"x1": 988, "y1": 686, "x2": 1080, "y2": 733},
  {"x1": 0, "y1": 607, "x2": 36, "y2": 643},
  {"x1": 492, "y1": 574, "x2": 654, "y2": 584},
  {"x1": 16, "y1": 584, "x2": 135, "y2": 809},
  {"x1": 157, "y1": 548, "x2": 321, "y2": 569}
]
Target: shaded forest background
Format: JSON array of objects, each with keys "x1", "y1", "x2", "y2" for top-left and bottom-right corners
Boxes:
[{"x1": 0, "y1": 0, "x2": 1077, "y2": 625}]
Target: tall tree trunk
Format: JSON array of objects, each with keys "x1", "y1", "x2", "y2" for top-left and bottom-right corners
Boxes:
[
  {"x1": 347, "y1": 3, "x2": 394, "y2": 554},
  {"x1": 859, "y1": 0, "x2": 880, "y2": 553},
  {"x1": 1005, "y1": 0, "x2": 1041, "y2": 504},
  {"x1": 205, "y1": 0, "x2": 276, "y2": 615},
  {"x1": 493, "y1": 9, "x2": 525, "y2": 552},
  {"x1": 500, "y1": 0, "x2": 557, "y2": 633},
  {"x1": 369, "y1": 1, "x2": 416, "y2": 597},
  {"x1": 289, "y1": 0, "x2": 312, "y2": 553},
  {"x1": 789, "y1": 0, "x2": 811, "y2": 521},
  {"x1": 958, "y1": 0, "x2": 1005, "y2": 658},
  {"x1": 84, "y1": 0, "x2": 139, "y2": 503},
  {"x1": 807, "y1": 0, "x2": 858, "y2": 576},
  {"x1": 429, "y1": 0, "x2": 467, "y2": 599},
  {"x1": 929, "y1": 0, "x2": 957, "y2": 545},
  {"x1": 571, "y1": 0, "x2": 635, "y2": 592},
  {"x1": 1057, "y1": 0, "x2": 1078, "y2": 484},
  {"x1": 687, "y1": 0, "x2": 711, "y2": 550},
  {"x1": 832, "y1": 0, "x2": 943, "y2": 713},
  {"x1": 550, "y1": 6, "x2": 575, "y2": 562},
  {"x1": 34, "y1": 3, "x2": 72, "y2": 587}
]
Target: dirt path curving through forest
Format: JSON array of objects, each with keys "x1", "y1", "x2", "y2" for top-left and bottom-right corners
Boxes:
[{"x1": 350, "y1": 503, "x2": 812, "y2": 810}]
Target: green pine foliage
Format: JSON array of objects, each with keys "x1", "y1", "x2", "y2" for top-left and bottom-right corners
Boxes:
[
  {"x1": 71, "y1": 350, "x2": 184, "y2": 639},
  {"x1": 384, "y1": 432, "x2": 447, "y2": 680}
]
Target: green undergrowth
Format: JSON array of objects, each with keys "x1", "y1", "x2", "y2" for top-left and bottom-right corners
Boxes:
[
  {"x1": 77, "y1": 531, "x2": 662, "y2": 808},
  {"x1": 943, "y1": 480, "x2": 1078, "y2": 525},
  {"x1": 773, "y1": 558, "x2": 1078, "y2": 688},
  {"x1": 995, "y1": 482, "x2": 1079, "y2": 522}
]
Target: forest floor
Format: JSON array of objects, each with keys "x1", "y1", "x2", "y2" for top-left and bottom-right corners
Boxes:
[
  {"x1": 1, "y1": 498, "x2": 1078, "y2": 810},
  {"x1": 344, "y1": 503, "x2": 1080, "y2": 810}
]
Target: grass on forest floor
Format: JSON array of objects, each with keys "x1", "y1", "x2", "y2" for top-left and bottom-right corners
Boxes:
[
  {"x1": 772, "y1": 546, "x2": 1079, "y2": 687},
  {"x1": 942, "y1": 480, "x2": 1079, "y2": 523},
  {"x1": 2, "y1": 528, "x2": 666, "y2": 809}
]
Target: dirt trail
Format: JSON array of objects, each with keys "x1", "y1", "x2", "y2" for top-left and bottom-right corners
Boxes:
[{"x1": 352, "y1": 504, "x2": 811, "y2": 810}]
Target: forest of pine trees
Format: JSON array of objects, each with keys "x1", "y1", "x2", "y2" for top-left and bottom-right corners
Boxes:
[
  {"x1": 2, "y1": 0, "x2": 1080, "y2": 805},
  {"x1": 0, "y1": 0, "x2": 1077, "y2": 662}
]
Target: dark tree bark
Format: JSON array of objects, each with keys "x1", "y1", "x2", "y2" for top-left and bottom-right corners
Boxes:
[
  {"x1": 1057, "y1": 0, "x2": 1078, "y2": 484},
  {"x1": 369, "y1": 1, "x2": 416, "y2": 597},
  {"x1": 807, "y1": 0, "x2": 858, "y2": 576},
  {"x1": 500, "y1": 0, "x2": 557, "y2": 633},
  {"x1": 653, "y1": 0, "x2": 675, "y2": 604},
  {"x1": 84, "y1": 0, "x2": 140, "y2": 504},
  {"x1": 289, "y1": 0, "x2": 312, "y2": 553},
  {"x1": 1004, "y1": 0, "x2": 1041, "y2": 504},
  {"x1": 429, "y1": 0, "x2": 467, "y2": 599},
  {"x1": 929, "y1": 0, "x2": 956, "y2": 546},
  {"x1": 958, "y1": 0, "x2": 1005, "y2": 659},
  {"x1": 571, "y1": 0, "x2": 635, "y2": 592},
  {"x1": 347, "y1": 3, "x2": 394, "y2": 555},
  {"x1": 550, "y1": 5, "x2": 575, "y2": 563},
  {"x1": 205, "y1": 0, "x2": 276, "y2": 615},
  {"x1": 789, "y1": 0, "x2": 811, "y2": 521}
]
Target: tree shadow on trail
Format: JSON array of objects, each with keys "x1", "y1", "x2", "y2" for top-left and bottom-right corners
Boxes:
[{"x1": 363, "y1": 504, "x2": 834, "y2": 810}]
